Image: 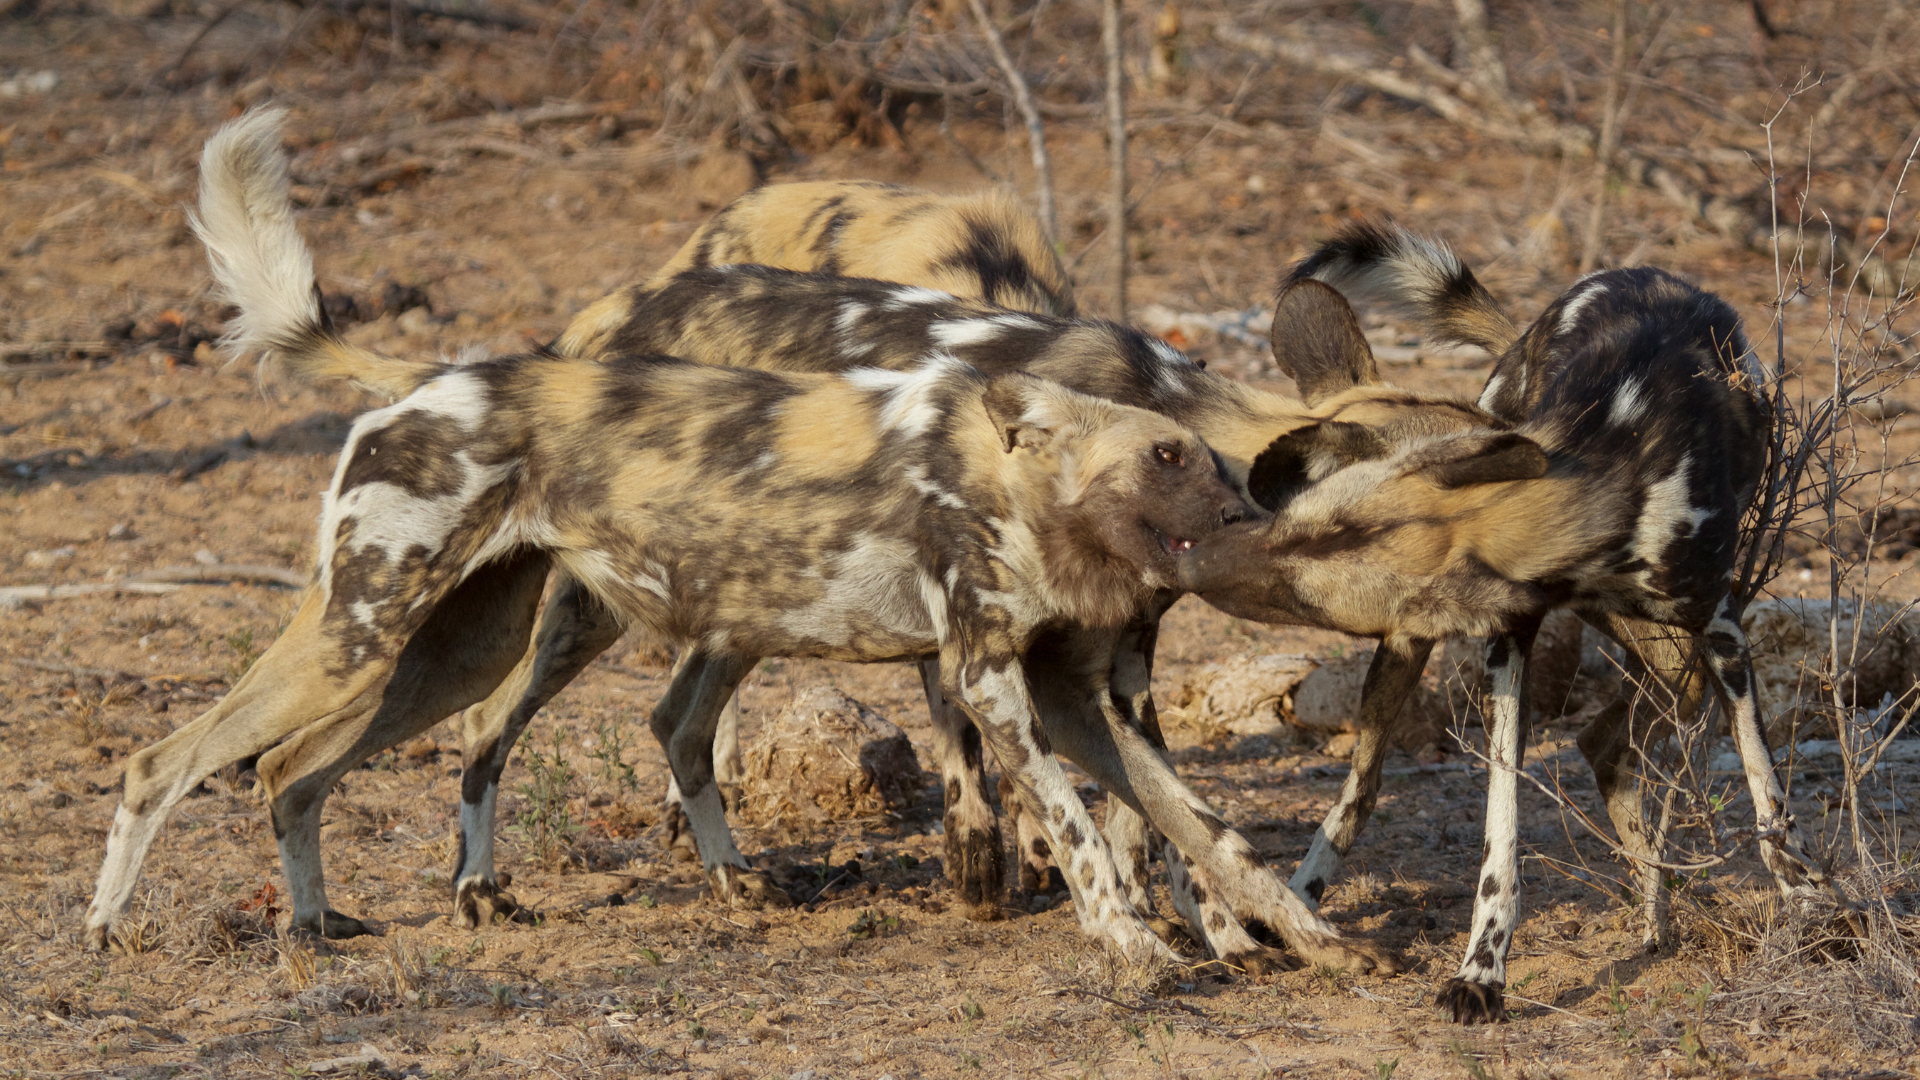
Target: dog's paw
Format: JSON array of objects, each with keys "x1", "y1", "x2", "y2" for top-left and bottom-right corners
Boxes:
[
  {"x1": 1292, "y1": 934, "x2": 1403, "y2": 976},
  {"x1": 1212, "y1": 945, "x2": 1298, "y2": 979},
  {"x1": 454, "y1": 877, "x2": 522, "y2": 929},
  {"x1": 944, "y1": 823, "x2": 1007, "y2": 913},
  {"x1": 1437, "y1": 977, "x2": 1505, "y2": 1024}
]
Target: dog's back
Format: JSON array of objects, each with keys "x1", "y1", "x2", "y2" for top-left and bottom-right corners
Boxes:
[
  {"x1": 1294, "y1": 222, "x2": 1766, "y2": 627},
  {"x1": 1498, "y1": 269, "x2": 1765, "y2": 625},
  {"x1": 660, "y1": 180, "x2": 1073, "y2": 315}
]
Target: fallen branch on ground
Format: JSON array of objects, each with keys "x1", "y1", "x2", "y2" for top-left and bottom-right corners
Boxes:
[{"x1": 0, "y1": 563, "x2": 307, "y2": 608}]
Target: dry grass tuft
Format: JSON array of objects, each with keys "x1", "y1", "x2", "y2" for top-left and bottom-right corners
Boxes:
[{"x1": 1681, "y1": 865, "x2": 1920, "y2": 1051}]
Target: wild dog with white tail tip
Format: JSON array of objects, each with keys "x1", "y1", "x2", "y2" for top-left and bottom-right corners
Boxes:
[
  {"x1": 1178, "y1": 220, "x2": 1843, "y2": 1023},
  {"x1": 81, "y1": 109, "x2": 1253, "y2": 966}
]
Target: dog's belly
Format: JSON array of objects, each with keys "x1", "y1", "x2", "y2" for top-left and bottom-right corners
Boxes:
[{"x1": 559, "y1": 535, "x2": 946, "y2": 664}]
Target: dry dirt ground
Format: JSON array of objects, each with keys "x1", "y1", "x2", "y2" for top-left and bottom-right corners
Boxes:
[{"x1": 4, "y1": 4, "x2": 1920, "y2": 1078}]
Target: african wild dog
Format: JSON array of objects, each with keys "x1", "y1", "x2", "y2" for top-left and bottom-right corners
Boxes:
[
  {"x1": 445, "y1": 262, "x2": 1511, "y2": 974},
  {"x1": 458, "y1": 179, "x2": 1076, "y2": 924},
  {"x1": 1176, "y1": 220, "x2": 1843, "y2": 1022},
  {"x1": 81, "y1": 109, "x2": 1253, "y2": 962}
]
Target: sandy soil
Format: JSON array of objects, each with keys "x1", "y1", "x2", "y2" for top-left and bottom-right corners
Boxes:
[{"x1": 4, "y1": 4, "x2": 1918, "y2": 1077}]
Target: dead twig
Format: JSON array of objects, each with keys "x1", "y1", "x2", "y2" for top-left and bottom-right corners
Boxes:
[
  {"x1": 964, "y1": 0, "x2": 1056, "y2": 244},
  {"x1": 1, "y1": 563, "x2": 306, "y2": 608},
  {"x1": 1578, "y1": 0, "x2": 1632, "y2": 274},
  {"x1": 1101, "y1": 0, "x2": 1128, "y2": 320}
]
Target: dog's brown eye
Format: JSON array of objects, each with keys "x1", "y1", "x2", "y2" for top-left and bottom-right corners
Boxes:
[{"x1": 1155, "y1": 446, "x2": 1184, "y2": 467}]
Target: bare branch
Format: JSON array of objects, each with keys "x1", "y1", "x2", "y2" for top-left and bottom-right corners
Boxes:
[
  {"x1": 965, "y1": 0, "x2": 1057, "y2": 244},
  {"x1": 1102, "y1": 0, "x2": 1128, "y2": 321}
]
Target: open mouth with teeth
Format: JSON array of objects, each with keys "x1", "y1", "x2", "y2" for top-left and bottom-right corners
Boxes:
[{"x1": 1154, "y1": 530, "x2": 1195, "y2": 555}]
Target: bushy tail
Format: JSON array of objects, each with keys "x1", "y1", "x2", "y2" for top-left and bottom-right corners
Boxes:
[
  {"x1": 192, "y1": 107, "x2": 441, "y2": 398},
  {"x1": 1286, "y1": 220, "x2": 1520, "y2": 356}
]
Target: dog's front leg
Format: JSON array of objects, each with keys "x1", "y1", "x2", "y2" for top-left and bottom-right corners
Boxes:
[
  {"x1": 943, "y1": 640, "x2": 1172, "y2": 965},
  {"x1": 1439, "y1": 619, "x2": 1538, "y2": 1024},
  {"x1": 1046, "y1": 677, "x2": 1396, "y2": 976},
  {"x1": 917, "y1": 658, "x2": 1008, "y2": 919}
]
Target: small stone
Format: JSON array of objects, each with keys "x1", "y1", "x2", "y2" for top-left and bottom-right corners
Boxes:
[
  {"x1": 107, "y1": 522, "x2": 134, "y2": 540},
  {"x1": 50, "y1": 792, "x2": 71, "y2": 808},
  {"x1": 23, "y1": 546, "x2": 76, "y2": 569},
  {"x1": 737, "y1": 687, "x2": 924, "y2": 823},
  {"x1": 1027, "y1": 893, "x2": 1053, "y2": 914},
  {"x1": 193, "y1": 549, "x2": 219, "y2": 565}
]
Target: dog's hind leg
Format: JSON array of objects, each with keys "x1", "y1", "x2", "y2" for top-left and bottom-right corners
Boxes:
[
  {"x1": 925, "y1": 659, "x2": 1009, "y2": 919},
  {"x1": 652, "y1": 650, "x2": 790, "y2": 909},
  {"x1": 453, "y1": 571, "x2": 621, "y2": 928},
  {"x1": 1438, "y1": 619, "x2": 1539, "y2": 1025},
  {"x1": 1580, "y1": 614, "x2": 1706, "y2": 955},
  {"x1": 1699, "y1": 600, "x2": 1838, "y2": 909},
  {"x1": 83, "y1": 589, "x2": 379, "y2": 950},
  {"x1": 261, "y1": 553, "x2": 550, "y2": 938},
  {"x1": 1290, "y1": 639, "x2": 1435, "y2": 909},
  {"x1": 663, "y1": 652, "x2": 748, "y2": 864}
]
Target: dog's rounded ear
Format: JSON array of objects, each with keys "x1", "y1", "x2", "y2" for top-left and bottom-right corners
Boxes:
[
  {"x1": 1410, "y1": 431, "x2": 1549, "y2": 488},
  {"x1": 1247, "y1": 420, "x2": 1389, "y2": 511},
  {"x1": 981, "y1": 374, "x2": 1057, "y2": 453},
  {"x1": 1270, "y1": 279, "x2": 1380, "y2": 406}
]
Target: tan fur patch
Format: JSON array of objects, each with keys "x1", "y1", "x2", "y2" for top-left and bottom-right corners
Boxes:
[
  {"x1": 555, "y1": 292, "x2": 635, "y2": 359},
  {"x1": 774, "y1": 382, "x2": 882, "y2": 481}
]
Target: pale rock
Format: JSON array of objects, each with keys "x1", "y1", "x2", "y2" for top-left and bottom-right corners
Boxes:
[{"x1": 737, "y1": 687, "x2": 923, "y2": 823}]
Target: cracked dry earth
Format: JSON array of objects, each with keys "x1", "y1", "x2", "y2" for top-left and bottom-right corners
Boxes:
[{"x1": 6, "y1": 32, "x2": 1920, "y2": 1080}]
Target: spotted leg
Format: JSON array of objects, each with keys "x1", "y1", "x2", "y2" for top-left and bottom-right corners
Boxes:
[
  {"x1": 1439, "y1": 619, "x2": 1539, "y2": 1024},
  {"x1": 453, "y1": 575, "x2": 625, "y2": 927},
  {"x1": 87, "y1": 553, "x2": 550, "y2": 949},
  {"x1": 919, "y1": 659, "x2": 1010, "y2": 918},
  {"x1": 1025, "y1": 629, "x2": 1396, "y2": 975},
  {"x1": 1104, "y1": 604, "x2": 1170, "y2": 917},
  {"x1": 663, "y1": 657, "x2": 748, "y2": 865},
  {"x1": 945, "y1": 639, "x2": 1173, "y2": 963},
  {"x1": 1289, "y1": 639, "x2": 1436, "y2": 908},
  {"x1": 652, "y1": 650, "x2": 790, "y2": 909}
]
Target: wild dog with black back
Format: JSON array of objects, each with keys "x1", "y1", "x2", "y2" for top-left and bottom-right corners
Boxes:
[
  {"x1": 460, "y1": 178, "x2": 1077, "y2": 925},
  {"x1": 81, "y1": 109, "x2": 1253, "y2": 963},
  {"x1": 1177, "y1": 221, "x2": 1842, "y2": 1021}
]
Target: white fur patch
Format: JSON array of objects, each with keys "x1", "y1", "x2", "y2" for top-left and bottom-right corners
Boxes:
[
  {"x1": 1608, "y1": 378, "x2": 1647, "y2": 426},
  {"x1": 886, "y1": 285, "x2": 955, "y2": 309},
  {"x1": 993, "y1": 313, "x2": 1047, "y2": 332},
  {"x1": 844, "y1": 352, "x2": 967, "y2": 437},
  {"x1": 776, "y1": 533, "x2": 937, "y2": 647},
  {"x1": 317, "y1": 407, "x2": 514, "y2": 603},
  {"x1": 903, "y1": 464, "x2": 968, "y2": 510},
  {"x1": 455, "y1": 786, "x2": 499, "y2": 882},
  {"x1": 679, "y1": 784, "x2": 747, "y2": 871},
  {"x1": 1630, "y1": 457, "x2": 1711, "y2": 590},
  {"x1": 929, "y1": 318, "x2": 1008, "y2": 349},
  {"x1": 1477, "y1": 373, "x2": 1507, "y2": 412},
  {"x1": 836, "y1": 300, "x2": 875, "y2": 357},
  {"x1": 1556, "y1": 278, "x2": 1608, "y2": 338},
  {"x1": 916, "y1": 569, "x2": 950, "y2": 646}
]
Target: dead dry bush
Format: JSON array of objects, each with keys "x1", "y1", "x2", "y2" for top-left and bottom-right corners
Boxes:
[{"x1": 1679, "y1": 863, "x2": 1920, "y2": 1051}]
